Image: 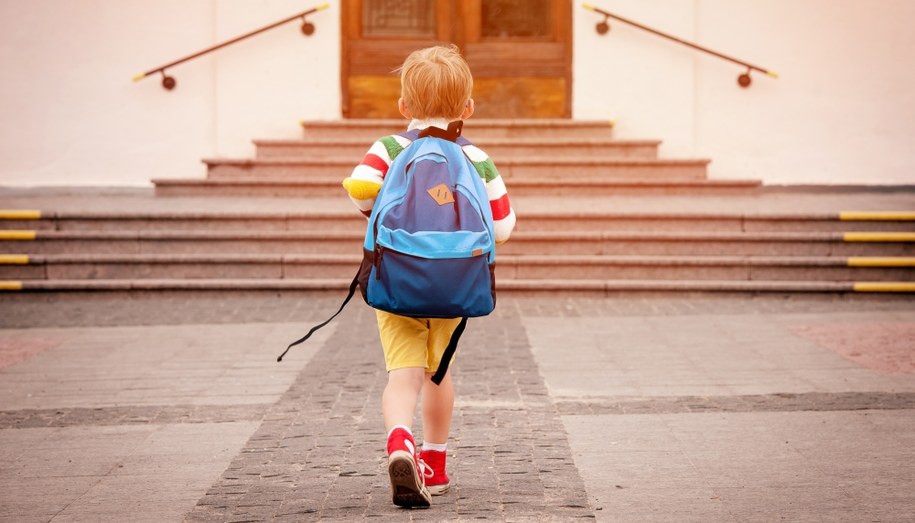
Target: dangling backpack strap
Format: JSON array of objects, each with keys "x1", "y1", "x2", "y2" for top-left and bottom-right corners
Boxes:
[
  {"x1": 277, "y1": 269, "x2": 360, "y2": 362},
  {"x1": 430, "y1": 316, "x2": 468, "y2": 385}
]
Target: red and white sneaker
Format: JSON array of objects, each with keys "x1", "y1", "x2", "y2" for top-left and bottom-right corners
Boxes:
[
  {"x1": 420, "y1": 449, "x2": 451, "y2": 495},
  {"x1": 386, "y1": 427, "x2": 432, "y2": 508}
]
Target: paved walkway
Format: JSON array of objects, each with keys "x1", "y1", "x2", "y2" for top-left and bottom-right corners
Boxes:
[
  {"x1": 1, "y1": 293, "x2": 914, "y2": 522},
  {"x1": 2, "y1": 186, "x2": 914, "y2": 521}
]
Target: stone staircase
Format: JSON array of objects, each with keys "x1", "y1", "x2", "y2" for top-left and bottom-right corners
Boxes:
[
  {"x1": 1, "y1": 119, "x2": 914, "y2": 295},
  {"x1": 153, "y1": 120, "x2": 761, "y2": 197}
]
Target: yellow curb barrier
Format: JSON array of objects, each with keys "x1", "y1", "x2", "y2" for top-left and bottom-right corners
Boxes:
[
  {"x1": 0, "y1": 281, "x2": 23, "y2": 291},
  {"x1": 0, "y1": 255, "x2": 29, "y2": 264},
  {"x1": 843, "y1": 232, "x2": 915, "y2": 242},
  {"x1": 848, "y1": 257, "x2": 915, "y2": 267},
  {"x1": 840, "y1": 211, "x2": 915, "y2": 221},
  {"x1": 0, "y1": 210, "x2": 41, "y2": 220},
  {"x1": 853, "y1": 282, "x2": 915, "y2": 293},
  {"x1": 0, "y1": 230, "x2": 37, "y2": 240}
]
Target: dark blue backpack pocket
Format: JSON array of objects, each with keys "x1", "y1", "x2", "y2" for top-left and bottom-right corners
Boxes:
[{"x1": 367, "y1": 247, "x2": 494, "y2": 318}]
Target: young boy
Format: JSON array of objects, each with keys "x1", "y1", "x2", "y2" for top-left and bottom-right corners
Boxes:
[{"x1": 342, "y1": 45, "x2": 516, "y2": 508}]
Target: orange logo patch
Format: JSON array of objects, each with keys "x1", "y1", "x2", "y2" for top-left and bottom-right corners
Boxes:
[{"x1": 427, "y1": 184, "x2": 455, "y2": 206}]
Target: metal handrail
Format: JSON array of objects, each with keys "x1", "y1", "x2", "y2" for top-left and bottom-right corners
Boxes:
[
  {"x1": 134, "y1": 3, "x2": 330, "y2": 91},
  {"x1": 582, "y1": 3, "x2": 778, "y2": 88}
]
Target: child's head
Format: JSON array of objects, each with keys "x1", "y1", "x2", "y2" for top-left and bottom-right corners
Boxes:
[{"x1": 398, "y1": 45, "x2": 473, "y2": 121}]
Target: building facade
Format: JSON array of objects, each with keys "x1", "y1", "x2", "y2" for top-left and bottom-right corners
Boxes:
[{"x1": 1, "y1": 0, "x2": 913, "y2": 187}]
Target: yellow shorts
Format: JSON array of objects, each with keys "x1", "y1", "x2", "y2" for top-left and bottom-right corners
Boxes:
[{"x1": 375, "y1": 310, "x2": 463, "y2": 372}]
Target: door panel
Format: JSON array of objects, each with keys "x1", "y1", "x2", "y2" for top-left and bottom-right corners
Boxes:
[
  {"x1": 347, "y1": 75, "x2": 402, "y2": 118},
  {"x1": 473, "y1": 77, "x2": 566, "y2": 119},
  {"x1": 342, "y1": 0, "x2": 571, "y2": 119},
  {"x1": 463, "y1": 42, "x2": 567, "y2": 76}
]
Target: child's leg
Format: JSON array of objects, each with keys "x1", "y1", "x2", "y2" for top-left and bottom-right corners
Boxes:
[
  {"x1": 377, "y1": 310, "x2": 435, "y2": 508},
  {"x1": 421, "y1": 370, "x2": 454, "y2": 444},
  {"x1": 383, "y1": 367, "x2": 432, "y2": 508},
  {"x1": 421, "y1": 317, "x2": 460, "y2": 445},
  {"x1": 383, "y1": 367, "x2": 426, "y2": 432},
  {"x1": 420, "y1": 370, "x2": 454, "y2": 495}
]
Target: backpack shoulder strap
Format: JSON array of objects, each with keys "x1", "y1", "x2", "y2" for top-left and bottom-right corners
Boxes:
[
  {"x1": 407, "y1": 121, "x2": 476, "y2": 160},
  {"x1": 397, "y1": 128, "x2": 422, "y2": 141}
]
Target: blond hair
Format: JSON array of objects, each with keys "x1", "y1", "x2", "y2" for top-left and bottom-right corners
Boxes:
[{"x1": 397, "y1": 45, "x2": 473, "y2": 120}]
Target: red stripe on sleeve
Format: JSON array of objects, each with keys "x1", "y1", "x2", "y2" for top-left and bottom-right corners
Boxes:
[
  {"x1": 361, "y1": 153, "x2": 389, "y2": 177},
  {"x1": 490, "y1": 193, "x2": 512, "y2": 221}
]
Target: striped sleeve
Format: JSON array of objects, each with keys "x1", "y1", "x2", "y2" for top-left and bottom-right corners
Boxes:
[
  {"x1": 344, "y1": 135, "x2": 411, "y2": 216},
  {"x1": 462, "y1": 143, "x2": 517, "y2": 244}
]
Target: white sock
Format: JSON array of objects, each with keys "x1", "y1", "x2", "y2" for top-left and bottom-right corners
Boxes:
[
  {"x1": 422, "y1": 441, "x2": 448, "y2": 452},
  {"x1": 387, "y1": 425, "x2": 412, "y2": 439}
]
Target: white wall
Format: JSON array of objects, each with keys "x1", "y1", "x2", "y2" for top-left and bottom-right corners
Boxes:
[
  {"x1": 574, "y1": 0, "x2": 915, "y2": 185},
  {"x1": 2, "y1": 1, "x2": 913, "y2": 186},
  {"x1": 574, "y1": 1, "x2": 698, "y2": 160},
  {"x1": 213, "y1": 0, "x2": 340, "y2": 159},
  {"x1": 0, "y1": 0, "x2": 340, "y2": 187}
]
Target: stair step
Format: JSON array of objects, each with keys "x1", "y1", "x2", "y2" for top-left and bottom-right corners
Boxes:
[
  {"x1": 3, "y1": 230, "x2": 913, "y2": 256},
  {"x1": 508, "y1": 231, "x2": 915, "y2": 256},
  {"x1": 300, "y1": 119, "x2": 617, "y2": 139},
  {"x1": 152, "y1": 178, "x2": 761, "y2": 197},
  {"x1": 513, "y1": 211, "x2": 915, "y2": 232},
  {"x1": 255, "y1": 137, "x2": 660, "y2": 160},
  {"x1": 0, "y1": 211, "x2": 365, "y2": 232},
  {"x1": 3, "y1": 277, "x2": 913, "y2": 294},
  {"x1": 5, "y1": 210, "x2": 913, "y2": 233},
  {"x1": 3, "y1": 254, "x2": 913, "y2": 282},
  {"x1": 202, "y1": 157, "x2": 711, "y2": 181}
]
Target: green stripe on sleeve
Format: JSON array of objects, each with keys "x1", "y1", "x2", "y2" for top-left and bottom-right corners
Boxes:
[
  {"x1": 472, "y1": 158, "x2": 500, "y2": 183},
  {"x1": 379, "y1": 136, "x2": 406, "y2": 161}
]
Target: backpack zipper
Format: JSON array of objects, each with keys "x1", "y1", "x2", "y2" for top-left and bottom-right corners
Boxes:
[{"x1": 374, "y1": 245, "x2": 384, "y2": 279}]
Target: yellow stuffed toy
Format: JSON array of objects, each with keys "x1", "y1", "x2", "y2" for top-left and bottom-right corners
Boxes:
[{"x1": 342, "y1": 177, "x2": 383, "y2": 201}]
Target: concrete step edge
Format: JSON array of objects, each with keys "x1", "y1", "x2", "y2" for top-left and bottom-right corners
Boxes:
[
  {"x1": 4, "y1": 230, "x2": 914, "y2": 242},
  {"x1": 152, "y1": 178, "x2": 761, "y2": 188},
  {"x1": 499, "y1": 279, "x2": 915, "y2": 293},
  {"x1": 6, "y1": 254, "x2": 915, "y2": 268},
  {"x1": 255, "y1": 137, "x2": 659, "y2": 147},
  {"x1": 5, "y1": 210, "x2": 914, "y2": 223},
  {"x1": 299, "y1": 119, "x2": 617, "y2": 128},
  {"x1": 202, "y1": 157, "x2": 711, "y2": 167},
  {"x1": 5, "y1": 278, "x2": 914, "y2": 293}
]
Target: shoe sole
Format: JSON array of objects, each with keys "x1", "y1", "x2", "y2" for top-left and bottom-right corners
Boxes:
[{"x1": 388, "y1": 451, "x2": 432, "y2": 508}]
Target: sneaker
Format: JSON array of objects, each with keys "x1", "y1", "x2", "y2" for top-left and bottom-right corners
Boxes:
[
  {"x1": 387, "y1": 428, "x2": 432, "y2": 508},
  {"x1": 420, "y1": 449, "x2": 451, "y2": 495}
]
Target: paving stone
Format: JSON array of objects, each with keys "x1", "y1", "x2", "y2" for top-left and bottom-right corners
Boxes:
[
  {"x1": 2, "y1": 293, "x2": 913, "y2": 330},
  {"x1": 178, "y1": 304, "x2": 595, "y2": 521},
  {"x1": 554, "y1": 391, "x2": 915, "y2": 415},
  {"x1": 1, "y1": 287, "x2": 913, "y2": 521}
]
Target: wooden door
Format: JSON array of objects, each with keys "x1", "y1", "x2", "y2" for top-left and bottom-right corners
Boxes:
[{"x1": 342, "y1": 0, "x2": 571, "y2": 119}]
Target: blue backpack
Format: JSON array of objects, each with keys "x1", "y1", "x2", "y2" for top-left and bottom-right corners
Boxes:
[{"x1": 279, "y1": 121, "x2": 496, "y2": 384}]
